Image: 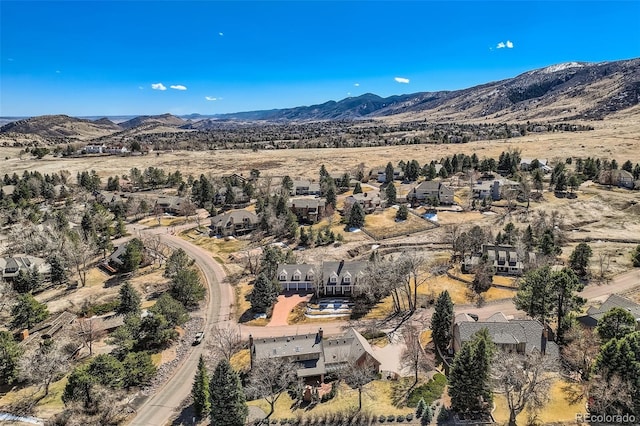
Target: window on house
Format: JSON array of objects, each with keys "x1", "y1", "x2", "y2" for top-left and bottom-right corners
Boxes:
[{"x1": 343, "y1": 276, "x2": 351, "y2": 284}]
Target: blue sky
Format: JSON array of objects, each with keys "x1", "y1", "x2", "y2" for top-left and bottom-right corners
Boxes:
[{"x1": 1, "y1": 1, "x2": 639, "y2": 117}]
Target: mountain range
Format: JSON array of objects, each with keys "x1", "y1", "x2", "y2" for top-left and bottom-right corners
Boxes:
[{"x1": 1, "y1": 58, "x2": 638, "y2": 141}]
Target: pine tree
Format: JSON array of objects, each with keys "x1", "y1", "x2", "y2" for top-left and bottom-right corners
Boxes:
[
  {"x1": 10, "y1": 293, "x2": 49, "y2": 330},
  {"x1": 192, "y1": 355, "x2": 211, "y2": 418},
  {"x1": 116, "y1": 281, "x2": 141, "y2": 316},
  {"x1": 396, "y1": 204, "x2": 408, "y2": 221},
  {"x1": 431, "y1": 291, "x2": 453, "y2": 354},
  {"x1": 249, "y1": 273, "x2": 278, "y2": 313},
  {"x1": 415, "y1": 397, "x2": 427, "y2": 418},
  {"x1": 385, "y1": 182, "x2": 397, "y2": 205},
  {"x1": 353, "y1": 182, "x2": 363, "y2": 194},
  {"x1": 210, "y1": 358, "x2": 248, "y2": 426},
  {"x1": 449, "y1": 329, "x2": 494, "y2": 414},
  {"x1": 347, "y1": 202, "x2": 365, "y2": 229},
  {"x1": 569, "y1": 242, "x2": 592, "y2": 277},
  {"x1": 421, "y1": 405, "x2": 433, "y2": 425}
]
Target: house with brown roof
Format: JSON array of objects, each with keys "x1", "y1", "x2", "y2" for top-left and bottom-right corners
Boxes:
[
  {"x1": 344, "y1": 192, "x2": 382, "y2": 214},
  {"x1": 453, "y1": 312, "x2": 559, "y2": 359},
  {"x1": 288, "y1": 197, "x2": 326, "y2": 223},
  {"x1": 155, "y1": 195, "x2": 187, "y2": 215},
  {"x1": 291, "y1": 180, "x2": 321, "y2": 196},
  {"x1": 209, "y1": 209, "x2": 259, "y2": 236},
  {"x1": 408, "y1": 181, "x2": 454, "y2": 205},
  {"x1": 249, "y1": 328, "x2": 380, "y2": 382}
]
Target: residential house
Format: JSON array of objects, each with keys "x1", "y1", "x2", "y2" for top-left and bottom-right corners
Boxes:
[
  {"x1": 344, "y1": 192, "x2": 382, "y2": 214},
  {"x1": 0, "y1": 255, "x2": 50, "y2": 280},
  {"x1": 463, "y1": 244, "x2": 534, "y2": 276},
  {"x1": 214, "y1": 186, "x2": 250, "y2": 205},
  {"x1": 408, "y1": 181, "x2": 455, "y2": 205},
  {"x1": 155, "y1": 196, "x2": 187, "y2": 215},
  {"x1": 577, "y1": 294, "x2": 640, "y2": 329},
  {"x1": 291, "y1": 180, "x2": 321, "y2": 196},
  {"x1": 599, "y1": 169, "x2": 635, "y2": 189},
  {"x1": 104, "y1": 145, "x2": 129, "y2": 155},
  {"x1": 472, "y1": 178, "x2": 520, "y2": 201},
  {"x1": 376, "y1": 168, "x2": 404, "y2": 183},
  {"x1": 277, "y1": 264, "x2": 317, "y2": 292},
  {"x1": 321, "y1": 260, "x2": 366, "y2": 296},
  {"x1": 95, "y1": 191, "x2": 125, "y2": 207},
  {"x1": 288, "y1": 197, "x2": 326, "y2": 223},
  {"x1": 520, "y1": 158, "x2": 552, "y2": 173},
  {"x1": 453, "y1": 312, "x2": 559, "y2": 359},
  {"x1": 249, "y1": 328, "x2": 380, "y2": 382},
  {"x1": 84, "y1": 144, "x2": 106, "y2": 154},
  {"x1": 209, "y1": 209, "x2": 259, "y2": 237}
]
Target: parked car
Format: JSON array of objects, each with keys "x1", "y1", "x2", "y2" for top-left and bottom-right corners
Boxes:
[{"x1": 193, "y1": 331, "x2": 205, "y2": 345}]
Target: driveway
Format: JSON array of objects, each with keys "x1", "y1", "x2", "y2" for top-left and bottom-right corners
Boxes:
[{"x1": 267, "y1": 293, "x2": 312, "y2": 327}]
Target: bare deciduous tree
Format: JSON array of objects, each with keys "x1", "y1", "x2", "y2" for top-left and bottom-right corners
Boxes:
[
  {"x1": 207, "y1": 325, "x2": 242, "y2": 361},
  {"x1": 561, "y1": 325, "x2": 600, "y2": 382},
  {"x1": 587, "y1": 371, "x2": 634, "y2": 416},
  {"x1": 64, "y1": 232, "x2": 97, "y2": 287},
  {"x1": 340, "y1": 358, "x2": 378, "y2": 411},
  {"x1": 76, "y1": 317, "x2": 105, "y2": 356},
  {"x1": 19, "y1": 342, "x2": 69, "y2": 397},
  {"x1": 596, "y1": 252, "x2": 611, "y2": 283},
  {"x1": 246, "y1": 357, "x2": 297, "y2": 419},
  {"x1": 491, "y1": 352, "x2": 555, "y2": 426},
  {"x1": 400, "y1": 324, "x2": 433, "y2": 387}
]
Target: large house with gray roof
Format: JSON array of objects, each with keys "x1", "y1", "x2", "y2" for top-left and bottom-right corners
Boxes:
[
  {"x1": 344, "y1": 192, "x2": 382, "y2": 214},
  {"x1": 209, "y1": 209, "x2": 259, "y2": 237},
  {"x1": 277, "y1": 264, "x2": 317, "y2": 292},
  {"x1": 249, "y1": 328, "x2": 380, "y2": 382},
  {"x1": 577, "y1": 294, "x2": 640, "y2": 329},
  {"x1": 291, "y1": 180, "x2": 321, "y2": 196},
  {"x1": 453, "y1": 312, "x2": 559, "y2": 359},
  {"x1": 321, "y1": 260, "x2": 366, "y2": 296}
]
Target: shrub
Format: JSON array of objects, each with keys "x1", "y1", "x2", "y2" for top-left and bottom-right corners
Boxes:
[
  {"x1": 397, "y1": 414, "x2": 405, "y2": 422},
  {"x1": 406, "y1": 373, "x2": 447, "y2": 407},
  {"x1": 378, "y1": 415, "x2": 386, "y2": 423},
  {"x1": 387, "y1": 415, "x2": 395, "y2": 422},
  {"x1": 405, "y1": 414, "x2": 413, "y2": 421},
  {"x1": 437, "y1": 407, "x2": 450, "y2": 422}
]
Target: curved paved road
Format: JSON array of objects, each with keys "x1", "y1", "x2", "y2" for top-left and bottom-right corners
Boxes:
[
  {"x1": 129, "y1": 229, "x2": 233, "y2": 426},
  {"x1": 127, "y1": 219, "x2": 640, "y2": 424}
]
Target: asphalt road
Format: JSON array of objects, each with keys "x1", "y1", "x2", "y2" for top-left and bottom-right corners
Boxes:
[{"x1": 128, "y1": 229, "x2": 232, "y2": 426}]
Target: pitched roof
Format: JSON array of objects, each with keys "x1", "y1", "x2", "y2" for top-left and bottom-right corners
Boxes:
[
  {"x1": 583, "y1": 294, "x2": 640, "y2": 323},
  {"x1": 277, "y1": 263, "x2": 317, "y2": 278},
  {"x1": 322, "y1": 261, "x2": 367, "y2": 282},
  {"x1": 288, "y1": 197, "x2": 326, "y2": 209},
  {"x1": 210, "y1": 209, "x2": 258, "y2": 227}
]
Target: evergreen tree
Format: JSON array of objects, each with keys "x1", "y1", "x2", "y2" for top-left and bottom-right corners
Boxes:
[
  {"x1": 0, "y1": 331, "x2": 23, "y2": 385},
  {"x1": 325, "y1": 183, "x2": 337, "y2": 210},
  {"x1": 449, "y1": 329, "x2": 493, "y2": 414},
  {"x1": 597, "y1": 307, "x2": 637, "y2": 342},
  {"x1": 415, "y1": 397, "x2": 427, "y2": 418},
  {"x1": 514, "y1": 266, "x2": 554, "y2": 325},
  {"x1": 121, "y1": 238, "x2": 145, "y2": 272},
  {"x1": 150, "y1": 293, "x2": 188, "y2": 326},
  {"x1": 551, "y1": 268, "x2": 585, "y2": 343},
  {"x1": 569, "y1": 242, "x2": 592, "y2": 278},
  {"x1": 210, "y1": 358, "x2": 248, "y2": 426},
  {"x1": 353, "y1": 182, "x2": 363, "y2": 194},
  {"x1": 249, "y1": 273, "x2": 278, "y2": 313},
  {"x1": 431, "y1": 290, "x2": 454, "y2": 354},
  {"x1": 10, "y1": 293, "x2": 49, "y2": 330},
  {"x1": 421, "y1": 405, "x2": 433, "y2": 425},
  {"x1": 347, "y1": 202, "x2": 365, "y2": 229},
  {"x1": 48, "y1": 254, "x2": 68, "y2": 286},
  {"x1": 192, "y1": 355, "x2": 211, "y2": 418},
  {"x1": 170, "y1": 268, "x2": 206, "y2": 308},
  {"x1": 385, "y1": 162, "x2": 395, "y2": 184},
  {"x1": 385, "y1": 182, "x2": 397, "y2": 205},
  {"x1": 122, "y1": 351, "x2": 157, "y2": 388},
  {"x1": 163, "y1": 248, "x2": 194, "y2": 279},
  {"x1": 396, "y1": 204, "x2": 408, "y2": 221},
  {"x1": 116, "y1": 281, "x2": 141, "y2": 316}
]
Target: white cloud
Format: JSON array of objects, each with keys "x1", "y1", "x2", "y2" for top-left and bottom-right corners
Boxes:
[
  {"x1": 205, "y1": 96, "x2": 218, "y2": 101},
  {"x1": 55, "y1": 70, "x2": 61, "y2": 74},
  {"x1": 151, "y1": 83, "x2": 167, "y2": 90},
  {"x1": 394, "y1": 77, "x2": 410, "y2": 84},
  {"x1": 138, "y1": 86, "x2": 144, "y2": 90},
  {"x1": 219, "y1": 32, "x2": 224, "y2": 36},
  {"x1": 170, "y1": 85, "x2": 187, "y2": 91},
  {"x1": 354, "y1": 83, "x2": 360, "y2": 87},
  {"x1": 497, "y1": 40, "x2": 514, "y2": 49}
]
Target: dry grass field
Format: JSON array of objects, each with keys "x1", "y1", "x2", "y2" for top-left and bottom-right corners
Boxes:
[{"x1": 1, "y1": 119, "x2": 638, "y2": 181}]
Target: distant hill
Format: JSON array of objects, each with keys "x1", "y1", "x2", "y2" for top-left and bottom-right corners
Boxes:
[
  {"x1": 0, "y1": 114, "x2": 121, "y2": 140},
  {"x1": 201, "y1": 58, "x2": 640, "y2": 123},
  {"x1": 118, "y1": 113, "x2": 186, "y2": 130}
]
